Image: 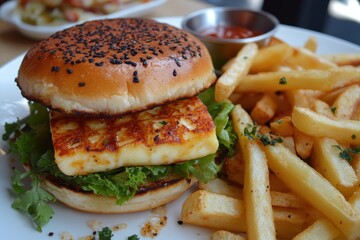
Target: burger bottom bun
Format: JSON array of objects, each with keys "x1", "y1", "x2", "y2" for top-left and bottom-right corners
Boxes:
[{"x1": 41, "y1": 177, "x2": 196, "y2": 213}]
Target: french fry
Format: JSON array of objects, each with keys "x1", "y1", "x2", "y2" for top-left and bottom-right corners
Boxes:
[
  {"x1": 352, "y1": 106, "x2": 360, "y2": 121},
  {"x1": 349, "y1": 187, "x2": 360, "y2": 210},
  {"x1": 283, "y1": 47, "x2": 336, "y2": 70},
  {"x1": 282, "y1": 136, "x2": 296, "y2": 154},
  {"x1": 250, "y1": 43, "x2": 294, "y2": 73},
  {"x1": 199, "y1": 178, "x2": 243, "y2": 199},
  {"x1": 312, "y1": 138, "x2": 358, "y2": 197},
  {"x1": 215, "y1": 43, "x2": 258, "y2": 102},
  {"x1": 268, "y1": 36, "x2": 284, "y2": 46},
  {"x1": 270, "y1": 191, "x2": 309, "y2": 209},
  {"x1": 269, "y1": 172, "x2": 290, "y2": 192},
  {"x1": 250, "y1": 93, "x2": 277, "y2": 125},
  {"x1": 320, "y1": 86, "x2": 347, "y2": 105},
  {"x1": 229, "y1": 92, "x2": 263, "y2": 111},
  {"x1": 181, "y1": 190, "x2": 314, "y2": 239},
  {"x1": 223, "y1": 152, "x2": 245, "y2": 186},
  {"x1": 304, "y1": 36, "x2": 318, "y2": 53},
  {"x1": 234, "y1": 67, "x2": 360, "y2": 93},
  {"x1": 181, "y1": 190, "x2": 247, "y2": 232},
  {"x1": 210, "y1": 230, "x2": 245, "y2": 240},
  {"x1": 312, "y1": 99, "x2": 335, "y2": 118},
  {"x1": 332, "y1": 84, "x2": 360, "y2": 120},
  {"x1": 232, "y1": 104, "x2": 276, "y2": 239},
  {"x1": 352, "y1": 155, "x2": 360, "y2": 181},
  {"x1": 235, "y1": 70, "x2": 333, "y2": 92},
  {"x1": 286, "y1": 90, "x2": 319, "y2": 109},
  {"x1": 293, "y1": 128, "x2": 314, "y2": 159},
  {"x1": 294, "y1": 185, "x2": 360, "y2": 240},
  {"x1": 200, "y1": 178, "x2": 309, "y2": 209},
  {"x1": 292, "y1": 107, "x2": 360, "y2": 145},
  {"x1": 322, "y1": 53, "x2": 360, "y2": 67},
  {"x1": 292, "y1": 218, "x2": 341, "y2": 240},
  {"x1": 263, "y1": 143, "x2": 360, "y2": 239},
  {"x1": 272, "y1": 207, "x2": 315, "y2": 240},
  {"x1": 222, "y1": 57, "x2": 235, "y2": 72},
  {"x1": 270, "y1": 116, "x2": 294, "y2": 137}
]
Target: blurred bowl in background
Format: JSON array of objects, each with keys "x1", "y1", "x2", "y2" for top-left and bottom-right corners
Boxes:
[{"x1": 182, "y1": 7, "x2": 279, "y2": 70}]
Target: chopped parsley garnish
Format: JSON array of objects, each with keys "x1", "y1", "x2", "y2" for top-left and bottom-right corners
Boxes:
[
  {"x1": 333, "y1": 145, "x2": 360, "y2": 163},
  {"x1": 330, "y1": 106, "x2": 337, "y2": 113},
  {"x1": 279, "y1": 77, "x2": 287, "y2": 85},
  {"x1": 128, "y1": 234, "x2": 140, "y2": 240},
  {"x1": 98, "y1": 227, "x2": 113, "y2": 240},
  {"x1": 243, "y1": 125, "x2": 283, "y2": 146},
  {"x1": 159, "y1": 121, "x2": 167, "y2": 125}
]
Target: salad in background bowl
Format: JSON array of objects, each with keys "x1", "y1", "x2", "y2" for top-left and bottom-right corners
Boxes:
[{"x1": 0, "y1": 0, "x2": 166, "y2": 39}]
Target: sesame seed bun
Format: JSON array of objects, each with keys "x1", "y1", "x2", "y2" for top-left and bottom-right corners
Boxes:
[{"x1": 16, "y1": 18, "x2": 216, "y2": 115}]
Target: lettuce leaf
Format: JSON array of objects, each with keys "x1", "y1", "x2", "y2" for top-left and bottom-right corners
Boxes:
[
  {"x1": 199, "y1": 87, "x2": 237, "y2": 155},
  {"x1": 174, "y1": 154, "x2": 219, "y2": 183}
]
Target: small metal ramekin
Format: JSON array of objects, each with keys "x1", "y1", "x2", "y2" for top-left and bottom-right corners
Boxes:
[{"x1": 182, "y1": 7, "x2": 279, "y2": 69}]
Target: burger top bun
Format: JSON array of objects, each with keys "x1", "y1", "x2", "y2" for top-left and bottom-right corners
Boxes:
[{"x1": 16, "y1": 18, "x2": 216, "y2": 115}]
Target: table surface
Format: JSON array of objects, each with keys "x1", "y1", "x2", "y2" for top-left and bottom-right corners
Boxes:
[{"x1": 0, "y1": 0, "x2": 213, "y2": 67}]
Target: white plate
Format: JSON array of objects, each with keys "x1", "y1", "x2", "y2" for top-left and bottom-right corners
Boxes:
[
  {"x1": 0, "y1": 17, "x2": 360, "y2": 240},
  {"x1": 0, "y1": 0, "x2": 166, "y2": 40}
]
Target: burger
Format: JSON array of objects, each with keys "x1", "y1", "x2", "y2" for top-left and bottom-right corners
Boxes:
[{"x1": 4, "y1": 18, "x2": 236, "y2": 231}]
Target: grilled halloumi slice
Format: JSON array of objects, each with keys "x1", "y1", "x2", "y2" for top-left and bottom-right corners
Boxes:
[{"x1": 50, "y1": 97, "x2": 218, "y2": 176}]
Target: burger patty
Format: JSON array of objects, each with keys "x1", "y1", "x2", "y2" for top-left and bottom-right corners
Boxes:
[{"x1": 50, "y1": 97, "x2": 218, "y2": 176}]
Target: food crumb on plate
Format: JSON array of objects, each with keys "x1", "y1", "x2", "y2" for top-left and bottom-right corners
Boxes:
[
  {"x1": 78, "y1": 235, "x2": 94, "y2": 240},
  {"x1": 151, "y1": 205, "x2": 167, "y2": 216},
  {"x1": 87, "y1": 219, "x2": 103, "y2": 231},
  {"x1": 59, "y1": 231, "x2": 74, "y2": 240},
  {"x1": 112, "y1": 223, "x2": 127, "y2": 232}
]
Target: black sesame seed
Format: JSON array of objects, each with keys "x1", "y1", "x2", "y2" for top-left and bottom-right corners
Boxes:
[
  {"x1": 78, "y1": 82, "x2": 86, "y2": 87},
  {"x1": 66, "y1": 68, "x2": 73, "y2": 74},
  {"x1": 133, "y1": 71, "x2": 138, "y2": 76},
  {"x1": 133, "y1": 76, "x2": 139, "y2": 83},
  {"x1": 177, "y1": 221, "x2": 183, "y2": 225},
  {"x1": 88, "y1": 59, "x2": 95, "y2": 63},
  {"x1": 124, "y1": 60, "x2": 137, "y2": 67},
  {"x1": 182, "y1": 54, "x2": 188, "y2": 60},
  {"x1": 130, "y1": 49, "x2": 137, "y2": 56},
  {"x1": 154, "y1": 135, "x2": 159, "y2": 142},
  {"x1": 51, "y1": 66, "x2": 60, "y2": 72},
  {"x1": 48, "y1": 232, "x2": 54, "y2": 237},
  {"x1": 75, "y1": 59, "x2": 81, "y2": 64},
  {"x1": 95, "y1": 62, "x2": 104, "y2": 67},
  {"x1": 173, "y1": 69, "x2": 177, "y2": 76}
]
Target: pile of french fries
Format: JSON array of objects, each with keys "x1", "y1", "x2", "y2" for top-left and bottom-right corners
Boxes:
[{"x1": 181, "y1": 37, "x2": 360, "y2": 240}]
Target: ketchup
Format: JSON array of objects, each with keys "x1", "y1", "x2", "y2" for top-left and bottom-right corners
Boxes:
[{"x1": 202, "y1": 26, "x2": 262, "y2": 39}]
